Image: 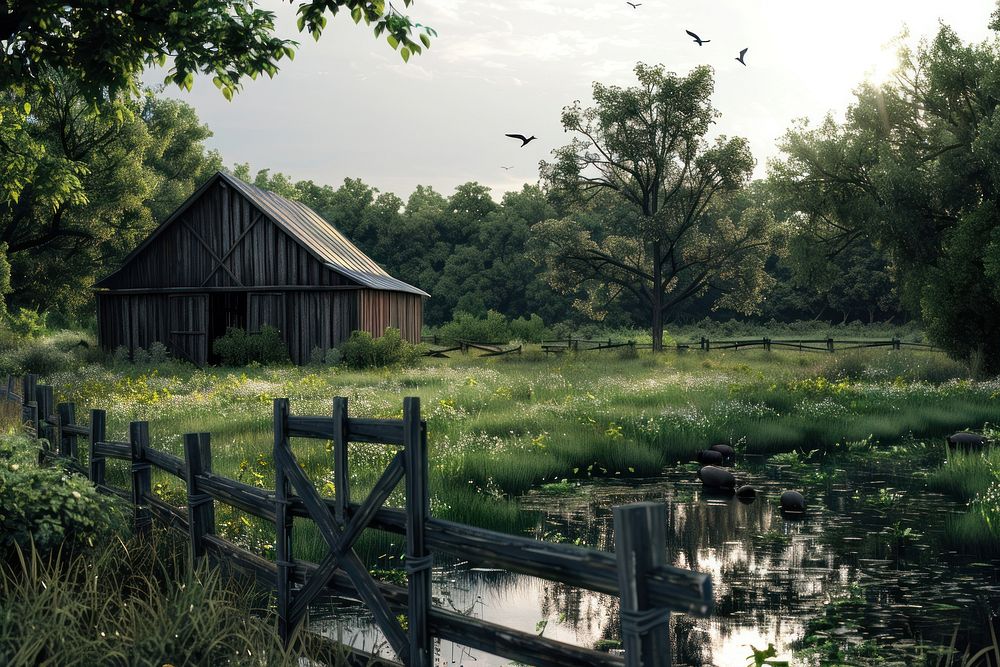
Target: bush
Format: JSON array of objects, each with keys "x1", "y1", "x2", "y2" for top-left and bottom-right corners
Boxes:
[
  {"x1": 509, "y1": 314, "x2": 551, "y2": 343},
  {"x1": 5, "y1": 309, "x2": 47, "y2": 339},
  {"x1": 340, "y1": 328, "x2": 423, "y2": 369},
  {"x1": 436, "y1": 310, "x2": 552, "y2": 344},
  {"x1": 212, "y1": 326, "x2": 289, "y2": 366},
  {"x1": 0, "y1": 432, "x2": 121, "y2": 564},
  {"x1": 0, "y1": 341, "x2": 76, "y2": 376}
]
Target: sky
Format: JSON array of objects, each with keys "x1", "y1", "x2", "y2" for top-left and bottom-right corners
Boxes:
[{"x1": 152, "y1": 0, "x2": 998, "y2": 200}]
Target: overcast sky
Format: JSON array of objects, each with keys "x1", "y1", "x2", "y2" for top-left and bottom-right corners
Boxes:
[{"x1": 152, "y1": 1, "x2": 997, "y2": 200}]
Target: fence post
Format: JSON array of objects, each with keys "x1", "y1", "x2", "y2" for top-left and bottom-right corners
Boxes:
[
  {"x1": 404, "y1": 397, "x2": 432, "y2": 667},
  {"x1": 3, "y1": 374, "x2": 13, "y2": 400},
  {"x1": 129, "y1": 421, "x2": 153, "y2": 539},
  {"x1": 57, "y1": 402, "x2": 77, "y2": 459},
  {"x1": 89, "y1": 409, "x2": 106, "y2": 487},
  {"x1": 893, "y1": 336, "x2": 900, "y2": 351},
  {"x1": 21, "y1": 374, "x2": 35, "y2": 427},
  {"x1": 615, "y1": 502, "x2": 670, "y2": 667},
  {"x1": 826, "y1": 337, "x2": 834, "y2": 353},
  {"x1": 332, "y1": 397, "x2": 350, "y2": 528},
  {"x1": 36, "y1": 385, "x2": 53, "y2": 441},
  {"x1": 274, "y1": 398, "x2": 294, "y2": 646},
  {"x1": 184, "y1": 432, "x2": 215, "y2": 561},
  {"x1": 764, "y1": 337, "x2": 771, "y2": 352}
]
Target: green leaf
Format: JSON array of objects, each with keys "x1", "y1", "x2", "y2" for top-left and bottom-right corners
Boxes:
[
  {"x1": 22, "y1": 102, "x2": 30, "y2": 114},
  {"x1": 351, "y1": 6, "x2": 362, "y2": 24},
  {"x1": 212, "y1": 76, "x2": 224, "y2": 89},
  {"x1": 420, "y1": 33, "x2": 431, "y2": 49},
  {"x1": 296, "y1": 15, "x2": 305, "y2": 31},
  {"x1": 400, "y1": 47, "x2": 410, "y2": 62},
  {"x1": 387, "y1": 35, "x2": 399, "y2": 50}
]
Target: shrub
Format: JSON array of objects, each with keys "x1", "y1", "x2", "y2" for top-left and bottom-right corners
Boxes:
[
  {"x1": 0, "y1": 341, "x2": 76, "y2": 376},
  {"x1": 0, "y1": 432, "x2": 122, "y2": 564},
  {"x1": 5, "y1": 309, "x2": 47, "y2": 339},
  {"x1": 509, "y1": 314, "x2": 551, "y2": 343},
  {"x1": 438, "y1": 310, "x2": 512, "y2": 344},
  {"x1": 212, "y1": 326, "x2": 289, "y2": 366},
  {"x1": 340, "y1": 328, "x2": 423, "y2": 369}
]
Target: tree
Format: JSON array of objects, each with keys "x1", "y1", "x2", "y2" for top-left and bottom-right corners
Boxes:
[
  {"x1": 531, "y1": 63, "x2": 777, "y2": 350},
  {"x1": 0, "y1": 71, "x2": 220, "y2": 317},
  {"x1": 1, "y1": 1, "x2": 434, "y2": 101},
  {"x1": 771, "y1": 14, "x2": 1000, "y2": 372}
]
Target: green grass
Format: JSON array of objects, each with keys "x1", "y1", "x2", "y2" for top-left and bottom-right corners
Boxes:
[
  {"x1": 39, "y1": 345, "x2": 1000, "y2": 562},
  {"x1": 0, "y1": 530, "x2": 353, "y2": 666},
  {"x1": 929, "y1": 442, "x2": 1000, "y2": 555}
]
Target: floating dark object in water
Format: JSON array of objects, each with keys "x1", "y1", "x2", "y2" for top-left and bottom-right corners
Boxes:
[
  {"x1": 780, "y1": 490, "x2": 806, "y2": 516},
  {"x1": 699, "y1": 465, "x2": 736, "y2": 489},
  {"x1": 696, "y1": 449, "x2": 724, "y2": 465},
  {"x1": 736, "y1": 485, "x2": 757, "y2": 501},
  {"x1": 710, "y1": 443, "x2": 735, "y2": 463},
  {"x1": 947, "y1": 432, "x2": 989, "y2": 450}
]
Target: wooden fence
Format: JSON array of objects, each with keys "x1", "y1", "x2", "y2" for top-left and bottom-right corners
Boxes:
[
  {"x1": 538, "y1": 336, "x2": 941, "y2": 354},
  {"x1": 8, "y1": 373, "x2": 713, "y2": 667},
  {"x1": 420, "y1": 336, "x2": 522, "y2": 358}
]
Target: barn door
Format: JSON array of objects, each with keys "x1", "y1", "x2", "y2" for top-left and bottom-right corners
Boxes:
[
  {"x1": 248, "y1": 292, "x2": 286, "y2": 333},
  {"x1": 168, "y1": 294, "x2": 208, "y2": 366}
]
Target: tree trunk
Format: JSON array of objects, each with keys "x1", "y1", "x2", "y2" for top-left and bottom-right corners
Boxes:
[{"x1": 651, "y1": 242, "x2": 663, "y2": 352}]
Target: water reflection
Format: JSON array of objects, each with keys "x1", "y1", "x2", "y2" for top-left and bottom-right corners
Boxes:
[{"x1": 311, "y1": 460, "x2": 1000, "y2": 666}]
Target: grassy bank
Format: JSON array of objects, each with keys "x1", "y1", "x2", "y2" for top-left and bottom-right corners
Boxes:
[{"x1": 38, "y1": 345, "x2": 998, "y2": 562}]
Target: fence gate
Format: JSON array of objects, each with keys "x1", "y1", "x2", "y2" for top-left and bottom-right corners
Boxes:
[{"x1": 273, "y1": 396, "x2": 431, "y2": 666}]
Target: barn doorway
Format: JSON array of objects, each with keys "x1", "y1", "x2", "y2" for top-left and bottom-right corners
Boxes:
[{"x1": 208, "y1": 292, "x2": 247, "y2": 364}]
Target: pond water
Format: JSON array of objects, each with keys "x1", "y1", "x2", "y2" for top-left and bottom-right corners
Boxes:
[{"x1": 311, "y1": 455, "x2": 1000, "y2": 666}]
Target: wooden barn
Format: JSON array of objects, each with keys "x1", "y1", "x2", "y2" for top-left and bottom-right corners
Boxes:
[{"x1": 95, "y1": 171, "x2": 428, "y2": 365}]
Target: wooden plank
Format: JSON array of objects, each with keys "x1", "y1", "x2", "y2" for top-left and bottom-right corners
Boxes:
[
  {"x1": 143, "y1": 493, "x2": 189, "y2": 532},
  {"x1": 332, "y1": 397, "x2": 350, "y2": 527},
  {"x1": 287, "y1": 415, "x2": 405, "y2": 445},
  {"x1": 615, "y1": 502, "x2": 670, "y2": 667},
  {"x1": 130, "y1": 421, "x2": 153, "y2": 539},
  {"x1": 88, "y1": 409, "x2": 106, "y2": 486},
  {"x1": 404, "y1": 397, "x2": 431, "y2": 667},
  {"x1": 57, "y1": 403, "x2": 77, "y2": 459},
  {"x1": 274, "y1": 398, "x2": 295, "y2": 645},
  {"x1": 184, "y1": 432, "x2": 215, "y2": 560},
  {"x1": 94, "y1": 441, "x2": 131, "y2": 459},
  {"x1": 145, "y1": 447, "x2": 187, "y2": 481}
]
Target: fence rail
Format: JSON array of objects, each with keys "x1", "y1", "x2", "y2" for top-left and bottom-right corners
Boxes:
[
  {"x1": 535, "y1": 336, "x2": 941, "y2": 354},
  {"x1": 8, "y1": 373, "x2": 712, "y2": 667}
]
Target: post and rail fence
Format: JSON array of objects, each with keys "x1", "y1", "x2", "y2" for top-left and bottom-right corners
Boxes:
[{"x1": 4, "y1": 373, "x2": 712, "y2": 667}]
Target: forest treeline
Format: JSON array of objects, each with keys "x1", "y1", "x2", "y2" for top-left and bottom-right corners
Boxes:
[{"x1": 6, "y1": 6, "x2": 1000, "y2": 369}]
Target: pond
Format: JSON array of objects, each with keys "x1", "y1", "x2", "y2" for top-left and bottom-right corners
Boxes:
[{"x1": 311, "y1": 453, "x2": 1000, "y2": 666}]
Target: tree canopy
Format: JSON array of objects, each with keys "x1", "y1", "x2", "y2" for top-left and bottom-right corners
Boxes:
[
  {"x1": 530, "y1": 63, "x2": 778, "y2": 350},
  {"x1": 771, "y1": 19, "x2": 1000, "y2": 372},
  {"x1": 1, "y1": 1, "x2": 434, "y2": 100}
]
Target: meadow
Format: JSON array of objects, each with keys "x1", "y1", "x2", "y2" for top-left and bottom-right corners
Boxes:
[{"x1": 39, "y1": 344, "x2": 1000, "y2": 563}]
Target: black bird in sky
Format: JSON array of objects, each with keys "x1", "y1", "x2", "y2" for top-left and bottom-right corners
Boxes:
[
  {"x1": 501, "y1": 165, "x2": 513, "y2": 171},
  {"x1": 626, "y1": 2, "x2": 642, "y2": 8},
  {"x1": 686, "y1": 30, "x2": 710, "y2": 46},
  {"x1": 736, "y1": 48, "x2": 748, "y2": 66},
  {"x1": 505, "y1": 133, "x2": 537, "y2": 147}
]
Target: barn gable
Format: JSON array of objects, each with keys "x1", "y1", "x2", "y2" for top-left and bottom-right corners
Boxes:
[{"x1": 97, "y1": 171, "x2": 427, "y2": 295}]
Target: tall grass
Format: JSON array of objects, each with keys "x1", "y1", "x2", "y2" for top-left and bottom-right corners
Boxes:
[
  {"x1": 0, "y1": 532, "x2": 357, "y2": 666},
  {"x1": 40, "y1": 347, "x2": 999, "y2": 561}
]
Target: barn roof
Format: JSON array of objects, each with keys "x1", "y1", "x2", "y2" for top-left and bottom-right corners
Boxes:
[{"x1": 97, "y1": 171, "x2": 429, "y2": 297}]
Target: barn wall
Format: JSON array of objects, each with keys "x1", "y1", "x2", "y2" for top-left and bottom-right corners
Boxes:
[
  {"x1": 101, "y1": 180, "x2": 352, "y2": 290},
  {"x1": 358, "y1": 290, "x2": 423, "y2": 343},
  {"x1": 285, "y1": 291, "x2": 359, "y2": 364},
  {"x1": 96, "y1": 293, "x2": 175, "y2": 360}
]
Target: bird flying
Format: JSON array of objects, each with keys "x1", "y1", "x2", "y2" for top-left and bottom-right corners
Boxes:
[
  {"x1": 501, "y1": 165, "x2": 513, "y2": 171},
  {"x1": 626, "y1": 2, "x2": 642, "y2": 8},
  {"x1": 686, "y1": 30, "x2": 710, "y2": 46},
  {"x1": 736, "y1": 48, "x2": 748, "y2": 66},
  {"x1": 505, "y1": 133, "x2": 537, "y2": 147}
]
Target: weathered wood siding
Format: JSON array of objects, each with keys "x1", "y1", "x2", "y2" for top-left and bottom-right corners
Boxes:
[
  {"x1": 359, "y1": 290, "x2": 423, "y2": 343},
  {"x1": 286, "y1": 291, "x2": 359, "y2": 364},
  {"x1": 100, "y1": 180, "x2": 353, "y2": 290}
]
